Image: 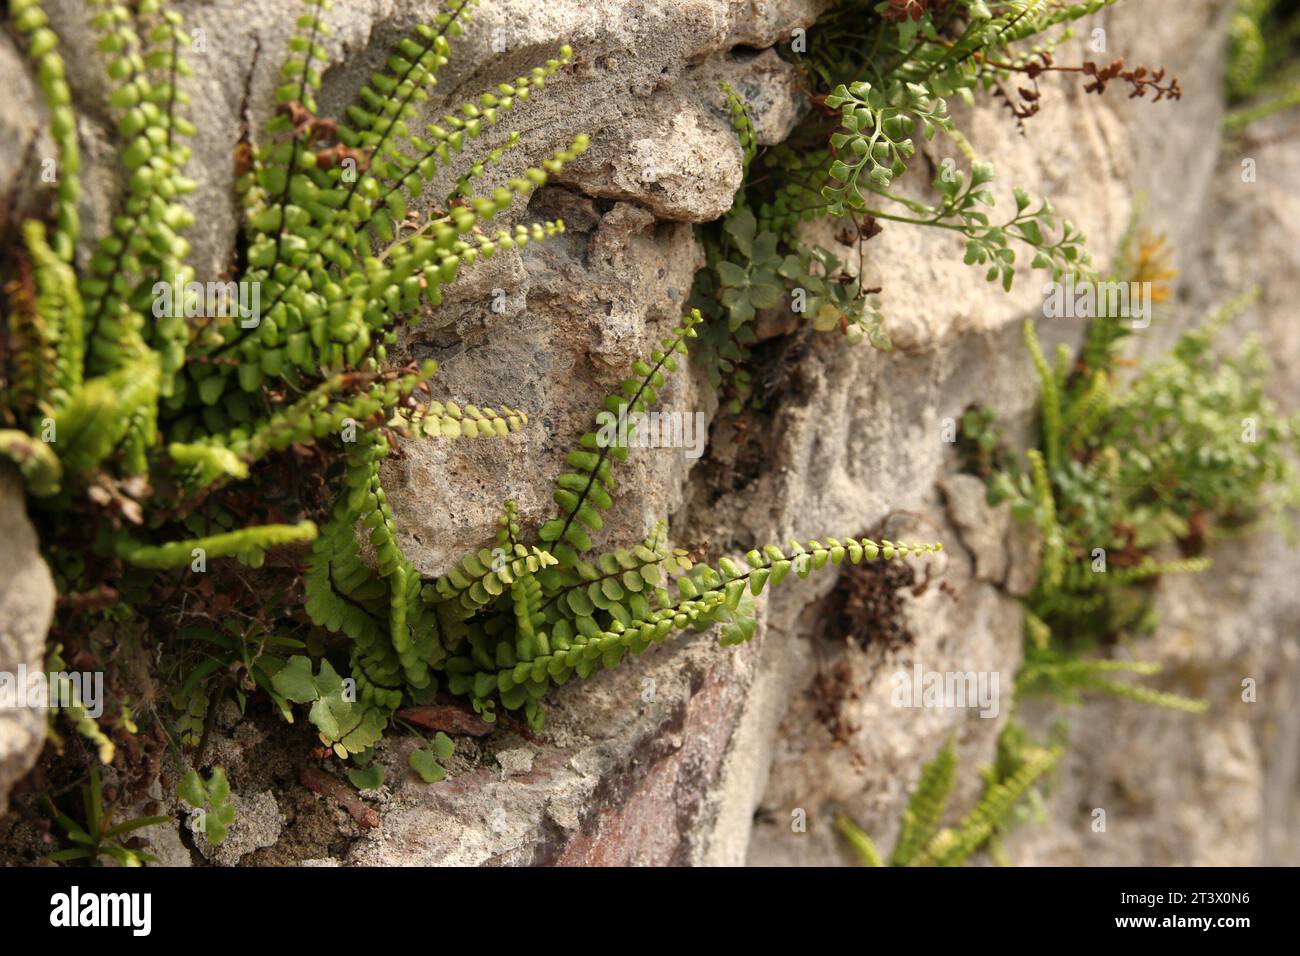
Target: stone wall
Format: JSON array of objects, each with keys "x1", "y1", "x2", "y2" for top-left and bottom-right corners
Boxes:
[{"x1": 1, "y1": 0, "x2": 1296, "y2": 866}]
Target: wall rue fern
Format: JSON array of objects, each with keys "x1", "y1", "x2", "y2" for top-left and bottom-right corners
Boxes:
[{"x1": 693, "y1": 0, "x2": 1180, "y2": 409}]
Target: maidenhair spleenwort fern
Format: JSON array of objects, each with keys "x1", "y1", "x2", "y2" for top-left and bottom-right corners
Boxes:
[
  {"x1": 838, "y1": 735, "x2": 1061, "y2": 867},
  {"x1": 299, "y1": 309, "x2": 942, "y2": 735},
  {"x1": 1, "y1": 0, "x2": 586, "y2": 767},
  {"x1": 3, "y1": 0, "x2": 941, "y2": 796}
]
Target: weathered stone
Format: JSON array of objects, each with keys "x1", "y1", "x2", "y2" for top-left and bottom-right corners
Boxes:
[
  {"x1": 192, "y1": 789, "x2": 284, "y2": 866},
  {"x1": 0, "y1": 467, "x2": 56, "y2": 816}
]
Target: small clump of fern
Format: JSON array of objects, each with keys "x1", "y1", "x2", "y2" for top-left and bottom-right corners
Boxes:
[
  {"x1": 838, "y1": 732, "x2": 1061, "y2": 867},
  {"x1": 962, "y1": 224, "x2": 1298, "y2": 711},
  {"x1": 299, "y1": 308, "x2": 943, "y2": 737},
  {"x1": 1, "y1": 0, "x2": 584, "y2": 789}
]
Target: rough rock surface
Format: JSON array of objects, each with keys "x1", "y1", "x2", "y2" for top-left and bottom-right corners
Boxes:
[
  {"x1": 0, "y1": 467, "x2": 56, "y2": 814},
  {"x1": 1, "y1": 0, "x2": 1295, "y2": 865}
]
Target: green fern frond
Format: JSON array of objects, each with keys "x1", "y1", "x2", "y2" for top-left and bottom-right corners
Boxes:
[
  {"x1": 1026, "y1": 448, "x2": 1064, "y2": 589},
  {"x1": 915, "y1": 745, "x2": 1063, "y2": 867},
  {"x1": 1023, "y1": 321, "x2": 1062, "y2": 471},
  {"x1": 81, "y1": 0, "x2": 196, "y2": 381},
  {"x1": 25, "y1": 221, "x2": 84, "y2": 409},
  {"x1": 720, "y1": 81, "x2": 757, "y2": 210},
  {"x1": 115, "y1": 520, "x2": 317, "y2": 569},
  {"x1": 837, "y1": 815, "x2": 884, "y2": 867},
  {"x1": 53, "y1": 353, "x2": 160, "y2": 478},
  {"x1": 1062, "y1": 368, "x2": 1110, "y2": 445},
  {"x1": 1075, "y1": 678, "x2": 1209, "y2": 713},
  {"x1": 10, "y1": 0, "x2": 82, "y2": 261},
  {"x1": 1016, "y1": 649, "x2": 1207, "y2": 712},
  {"x1": 1062, "y1": 555, "x2": 1213, "y2": 592},
  {"x1": 44, "y1": 644, "x2": 115, "y2": 765},
  {"x1": 0, "y1": 430, "x2": 63, "y2": 497},
  {"x1": 539, "y1": 309, "x2": 703, "y2": 565},
  {"x1": 890, "y1": 736, "x2": 957, "y2": 866},
  {"x1": 448, "y1": 531, "x2": 941, "y2": 724}
]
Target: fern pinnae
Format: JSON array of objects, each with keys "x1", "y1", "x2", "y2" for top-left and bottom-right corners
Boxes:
[
  {"x1": 916, "y1": 744, "x2": 1062, "y2": 867},
  {"x1": 0, "y1": 430, "x2": 63, "y2": 498},
  {"x1": 80, "y1": 0, "x2": 197, "y2": 374},
  {"x1": 1063, "y1": 555, "x2": 1213, "y2": 592},
  {"x1": 540, "y1": 309, "x2": 703, "y2": 565},
  {"x1": 1016, "y1": 649, "x2": 1208, "y2": 713},
  {"x1": 451, "y1": 531, "x2": 942, "y2": 721},
  {"x1": 1023, "y1": 320, "x2": 1062, "y2": 471},
  {"x1": 890, "y1": 736, "x2": 958, "y2": 867},
  {"x1": 1075, "y1": 678, "x2": 1209, "y2": 714},
  {"x1": 538, "y1": 530, "x2": 682, "y2": 617},
  {"x1": 10, "y1": 0, "x2": 82, "y2": 262},
  {"x1": 1062, "y1": 368, "x2": 1110, "y2": 445},
  {"x1": 1026, "y1": 448, "x2": 1065, "y2": 590},
  {"x1": 262, "y1": 0, "x2": 331, "y2": 274},
  {"x1": 115, "y1": 520, "x2": 318, "y2": 569},
  {"x1": 374, "y1": 46, "x2": 573, "y2": 233}
]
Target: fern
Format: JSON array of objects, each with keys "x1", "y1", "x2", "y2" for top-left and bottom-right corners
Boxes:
[
  {"x1": 690, "y1": 0, "x2": 1172, "y2": 407},
  {"x1": 913, "y1": 743, "x2": 1061, "y2": 867},
  {"x1": 2, "y1": 0, "x2": 591, "y2": 798},
  {"x1": 1016, "y1": 647, "x2": 1208, "y2": 714},
  {"x1": 4, "y1": 0, "x2": 942, "y2": 830},
  {"x1": 540, "y1": 312, "x2": 702, "y2": 565},
  {"x1": 1023, "y1": 321, "x2": 1061, "y2": 472},
  {"x1": 840, "y1": 735, "x2": 1059, "y2": 867},
  {"x1": 410, "y1": 307, "x2": 941, "y2": 730},
  {"x1": 890, "y1": 735, "x2": 957, "y2": 866}
]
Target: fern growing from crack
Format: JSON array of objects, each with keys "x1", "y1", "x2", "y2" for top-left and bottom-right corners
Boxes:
[
  {"x1": 299, "y1": 308, "x2": 943, "y2": 736},
  {"x1": 838, "y1": 734, "x2": 1060, "y2": 867},
  {"x1": 2, "y1": 0, "x2": 584, "y2": 769},
  {"x1": 691, "y1": 1, "x2": 1185, "y2": 408},
  {"x1": 962, "y1": 223, "x2": 1298, "y2": 716}
]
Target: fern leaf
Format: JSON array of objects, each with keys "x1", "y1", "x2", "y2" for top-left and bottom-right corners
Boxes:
[
  {"x1": 891, "y1": 736, "x2": 958, "y2": 866},
  {"x1": 916, "y1": 745, "x2": 1062, "y2": 867},
  {"x1": 837, "y1": 816, "x2": 884, "y2": 867},
  {"x1": 115, "y1": 520, "x2": 317, "y2": 569},
  {"x1": 10, "y1": 0, "x2": 82, "y2": 261},
  {"x1": 54, "y1": 353, "x2": 160, "y2": 478},
  {"x1": 540, "y1": 310, "x2": 702, "y2": 565},
  {"x1": 0, "y1": 430, "x2": 63, "y2": 497},
  {"x1": 81, "y1": 0, "x2": 196, "y2": 380},
  {"x1": 1023, "y1": 321, "x2": 1062, "y2": 471}
]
